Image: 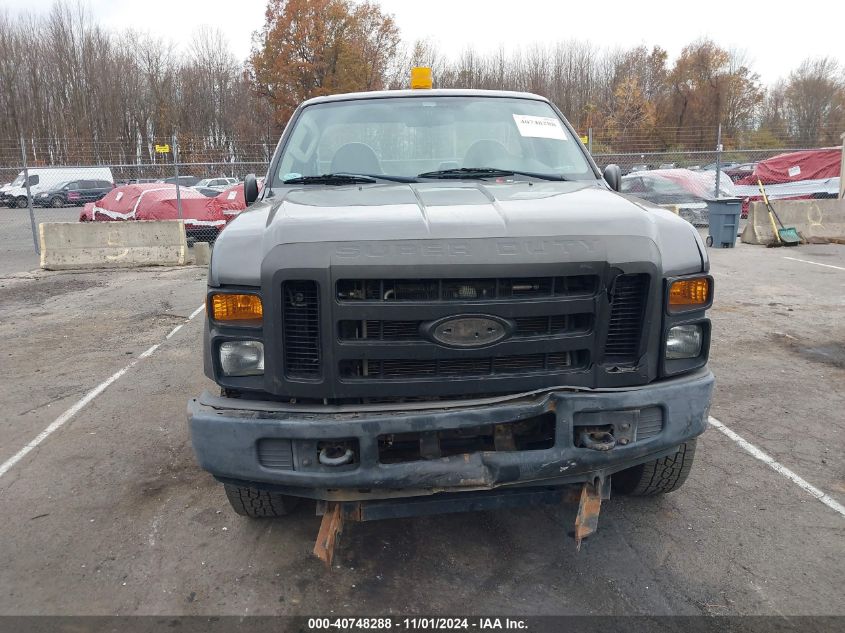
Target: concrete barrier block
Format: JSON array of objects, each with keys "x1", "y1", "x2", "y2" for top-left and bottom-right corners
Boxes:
[
  {"x1": 193, "y1": 241, "x2": 211, "y2": 266},
  {"x1": 741, "y1": 199, "x2": 845, "y2": 245},
  {"x1": 39, "y1": 221, "x2": 188, "y2": 270}
]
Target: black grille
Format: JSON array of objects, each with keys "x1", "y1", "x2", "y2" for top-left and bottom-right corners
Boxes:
[
  {"x1": 282, "y1": 281, "x2": 321, "y2": 378},
  {"x1": 337, "y1": 276, "x2": 598, "y2": 302},
  {"x1": 338, "y1": 313, "x2": 591, "y2": 341},
  {"x1": 636, "y1": 407, "x2": 664, "y2": 439},
  {"x1": 604, "y1": 273, "x2": 649, "y2": 363},
  {"x1": 340, "y1": 351, "x2": 587, "y2": 380},
  {"x1": 256, "y1": 439, "x2": 294, "y2": 470}
]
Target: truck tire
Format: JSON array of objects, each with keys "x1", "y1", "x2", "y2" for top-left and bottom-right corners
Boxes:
[
  {"x1": 612, "y1": 440, "x2": 697, "y2": 496},
  {"x1": 15, "y1": 196, "x2": 28, "y2": 209},
  {"x1": 223, "y1": 483, "x2": 298, "y2": 518}
]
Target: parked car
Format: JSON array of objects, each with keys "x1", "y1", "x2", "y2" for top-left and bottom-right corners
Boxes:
[
  {"x1": 196, "y1": 177, "x2": 238, "y2": 190},
  {"x1": 34, "y1": 179, "x2": 114, "y2": 207},
  {"x1": 79, "y1": 183, "x2": 226, "y2": 241},
  {"x1": 1, "y1": 167, "x2": 114, "y2": 208},
  {"x1": 160, "y1": 175, "x2": 201, "y2": 187},
  {"x1": 732, "y1": 149, "x2": 841, "y2": 217},
  {"x1": 194, "y1": 178, "x2": 240, "y2": 197},
  {"x1": 621, "y1": 168, "x2": 736, "y2": 225},
  {"x1": 724, "y1": 162, "x2": 756, "y2": 182},
  {"x1": 622, "y1": 169, "x2": 735, "y2": 204}
]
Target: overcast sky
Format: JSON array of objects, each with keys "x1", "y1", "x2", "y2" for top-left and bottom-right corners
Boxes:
[{"x1": 4, "y1": 0, "x2": 843, "y2": 84}]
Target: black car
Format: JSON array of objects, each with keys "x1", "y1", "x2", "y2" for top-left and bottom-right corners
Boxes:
[{"x1": 35, "y1": 180, "x2": 115, "y2": 207}]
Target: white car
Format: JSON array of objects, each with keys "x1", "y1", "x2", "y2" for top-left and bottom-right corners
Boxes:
[{"x1": 194, "y1": 177, "x2": 238, "y2": 192}]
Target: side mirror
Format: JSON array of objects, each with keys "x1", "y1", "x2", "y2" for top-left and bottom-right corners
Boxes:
[
  {"x1": 244, "y1": 174, "x2": 259, "y2": 205},
  {"x1": 603, "y1": 164, "x2": 622, "y2": 192}
]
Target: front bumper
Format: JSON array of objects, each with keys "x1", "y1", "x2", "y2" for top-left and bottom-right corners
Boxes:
[{"x1": 188, "y1": 368, "x2": 713, "y2": 501}]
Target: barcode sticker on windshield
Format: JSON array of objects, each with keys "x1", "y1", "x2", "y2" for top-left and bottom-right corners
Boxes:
[{"x1": 512, "y1": 114, "x2": 567, "y2": 140}]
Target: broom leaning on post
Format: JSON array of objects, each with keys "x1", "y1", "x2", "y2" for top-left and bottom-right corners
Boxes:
[{"x1": 757, "y1": 178, "x2": 801, "y2": 247}]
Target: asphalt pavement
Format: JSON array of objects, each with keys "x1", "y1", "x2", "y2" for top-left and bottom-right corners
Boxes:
[
  {"x1": 0, "y1": 206, "x2": 81, "y2": 275},
  {"x1": 0, "y1": 241, "x2": 842, "y2": 617}
]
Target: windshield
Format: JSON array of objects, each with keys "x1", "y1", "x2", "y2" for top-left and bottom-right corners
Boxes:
[
  {"x1": 274, "y1": 96, "x2": 594, "y2": 186},
  {"x1": 11, "y1": 173, "x2": 25, "y2": 187}
]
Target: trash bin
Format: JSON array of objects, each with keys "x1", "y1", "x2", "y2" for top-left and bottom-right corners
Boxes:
[{"x1": 705, "y1": 197, "x2": 742, "y2": 248}]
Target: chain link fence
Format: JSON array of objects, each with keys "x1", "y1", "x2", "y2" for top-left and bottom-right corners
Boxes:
[
  {"x1": 2, "y1": 132, "x2": 842, "y2": 274},
  {"x1": 0, "y1": 135, "x2": 271, "y2": 273}
]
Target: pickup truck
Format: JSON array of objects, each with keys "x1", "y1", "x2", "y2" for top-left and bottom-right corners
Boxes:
[{"x1": 188, "y1": 86, "x2": 714, "y2": 536}]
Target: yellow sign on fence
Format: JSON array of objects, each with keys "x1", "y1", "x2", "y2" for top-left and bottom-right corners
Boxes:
[
  {"x1": 154, "y1": 144, "x2": 170, "y2": 154},
  {"x1": 580, "y1": 135, "x2": 589, "y2": 144}
]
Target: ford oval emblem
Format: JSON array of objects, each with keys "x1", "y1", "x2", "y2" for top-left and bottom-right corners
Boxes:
[{"x1": 427, "y1": 315, "x2": 512, "y2": 348}]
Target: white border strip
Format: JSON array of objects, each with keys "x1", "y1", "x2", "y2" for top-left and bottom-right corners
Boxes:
[
  {"x1": 0, "y1": 303, "x2": 205, "y2": 480},
  {"x1": 783, "y1": 256, "x2": 845, "y2": 272},
  {"x1": 709, "y1": 416, "x2": 845, "y2": 518}
]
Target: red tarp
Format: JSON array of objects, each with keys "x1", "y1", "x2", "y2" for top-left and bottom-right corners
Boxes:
[
  {"x1": 79, "y1": 183, "x2": 227, "y2": 231},
  {"x1": 736, "y1": 148, "x2": 841, "y2": 185},
  {"x1": 210, "y1": 183, "x2": 247, "y2": 218}
]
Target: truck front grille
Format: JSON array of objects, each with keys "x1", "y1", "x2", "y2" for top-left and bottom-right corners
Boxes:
[
  {"x1": 604, "y1": 273, "x2": 649, "y2": 363},
  {"x1": 336, "y1": 276, "x2": 598, "y2": 302},
  {"x1": 338, "y1": 313, "x2": 592, "y2": 341},
  {"x1": 340, "y1": 351, "x2": 588, "y2": 380},
  {"x1": 282, "y1": 281, "x2": 321, "y2": 378},
  {"x1": 274, "y1": 267, "x2": 653, "y2": 399}
]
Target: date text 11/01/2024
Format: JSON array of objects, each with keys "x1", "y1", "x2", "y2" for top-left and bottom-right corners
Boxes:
[{"x1": 307, "y1": 618, "x2": 529, "y2": 630}]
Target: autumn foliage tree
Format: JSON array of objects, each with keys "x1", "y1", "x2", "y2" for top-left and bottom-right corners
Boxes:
[
  {"x1": 248, "y1": 0, "x2": 401, "y2": 126},
  {"x1": 0, "y1": 0, "x2": 842, "y2": 167},
  {"x1": 661, "y1": 40, "x2": 763, "y2": 149}
]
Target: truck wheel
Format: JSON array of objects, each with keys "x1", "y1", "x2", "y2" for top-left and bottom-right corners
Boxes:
[
  {"x1": 15, "y1": 196, "x2": 28, "y2": 208},
  {"x1": 612, "y1": 440, "x2": 697, "y2": 496},
  {"x1": 223, "y1": 483, "x2": 298, "y2": 518}
]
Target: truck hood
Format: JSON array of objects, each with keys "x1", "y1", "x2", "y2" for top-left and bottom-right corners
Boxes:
[{"x1": 210, "y1": 181, "x2": 706, "y2": 286}]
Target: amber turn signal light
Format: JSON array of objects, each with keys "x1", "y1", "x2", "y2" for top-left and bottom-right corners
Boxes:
[
  {"x1": 209, "y1": 293, "x2": 263, "y2": 323},
  {"x1": 668, "y1": 277, "x2": 712, "y2": 312}
]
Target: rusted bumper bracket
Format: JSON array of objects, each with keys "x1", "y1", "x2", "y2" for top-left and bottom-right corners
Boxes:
[
  {"x1": 574, "y1": 476, "x2": 612, "y2": 551},
  {"x1": 312, "y1": 483, "x2": 610, "y2": 565}
]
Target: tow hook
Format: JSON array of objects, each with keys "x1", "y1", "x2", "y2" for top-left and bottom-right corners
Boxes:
[
  {"x1": 318, "y1": 444, "x2": 354, "y2": 466},
  {"x1": 577, "y1": 428, "x2": 617, "y2": 451}
]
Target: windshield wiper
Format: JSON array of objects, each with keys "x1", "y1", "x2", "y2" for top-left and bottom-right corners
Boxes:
[
  {"x1": 283, "y1": 173, "x2": 418, "y2": 185},
  {"x1": 283, "y1": 174, "x2": 377, "y2": 185},
  {"x1": 417, "y1": 167, "x2": 567, "y2": 181}
]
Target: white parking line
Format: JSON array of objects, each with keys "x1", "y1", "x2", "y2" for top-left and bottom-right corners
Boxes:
[
  {"x1": 709, "y1": 416, "x2": 845, "y2": 519},
  {"x1": 783, "y1": 256, "x2": 845, "y2": 271},
  {"x1": 0, "y1": 303, "x2": 206, "y2": 481}
]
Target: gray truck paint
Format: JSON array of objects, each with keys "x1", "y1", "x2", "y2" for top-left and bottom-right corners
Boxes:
[
  {"x1": 189, "y1": 368, "x2": 714, "y2": 500},
  {"x1": 192, "y1": 88, "x2": 712, "y2": 500},
  {"x1": 210, "y1": 181, "x2": 707, "y2": 287}
]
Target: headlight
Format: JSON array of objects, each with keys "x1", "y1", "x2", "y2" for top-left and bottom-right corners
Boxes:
[
  {"x1": 219, "y1": 340, "x2": 264, "y2": 376},
  {"x1": 665, "y1": 324, "x2": 702, "y2": 359}
]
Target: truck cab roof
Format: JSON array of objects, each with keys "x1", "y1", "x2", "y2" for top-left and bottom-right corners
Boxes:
[{"x1": 300, "y1": 88, "x2": 550, "y2": 107}]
